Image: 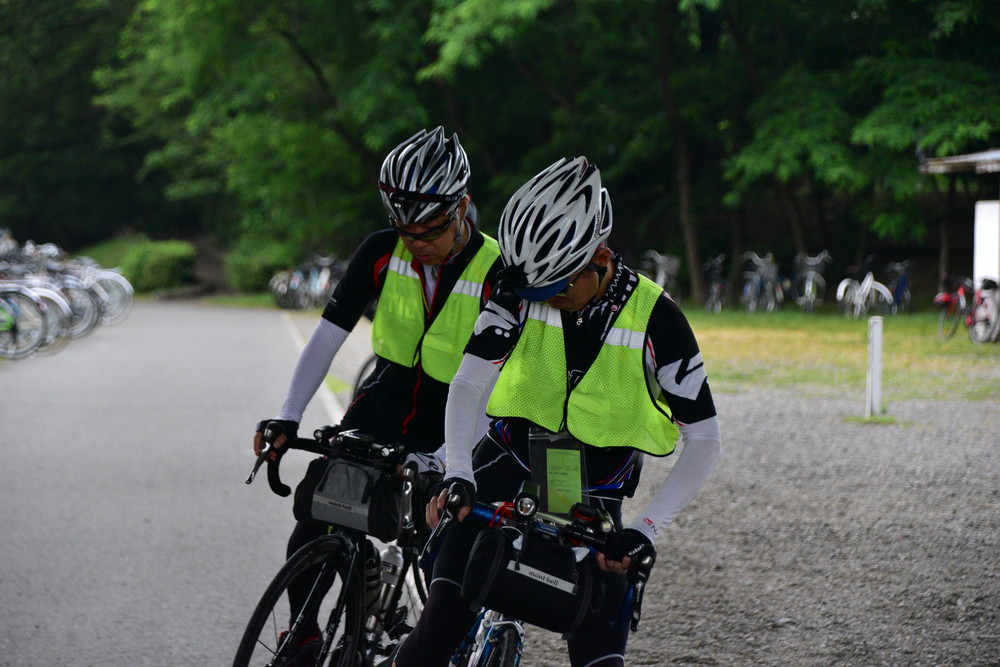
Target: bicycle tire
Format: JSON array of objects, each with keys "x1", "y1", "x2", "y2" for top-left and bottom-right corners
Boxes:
[
  {"x1": 64, "y1": 285, "x2": 101, "y2": 338},
  {"x1": 233, "y1": 535, "x2": 365, "y2": 667},
  {"x1": 872, "y1": 282, "x2": 894, "y2": 315},
  {"x1": 969, "y1": 297, "x2": 1000, "y2": 345},
  {"x1": 937, "y1": 306, "x2": 961, "y2": 341},
  {"x1": 0, "y1": 291, "x2": 46, "y2": 359},
  {"x1": 705, "y1": 283, "x2": 723, "y2": 313},
  {"x1": 479, "y1": 629, "x2": 520, "y2": 667},
  {"x1": 34, "y1": 290, "x2": 73, "y2": 355},
  {"x1": 741, "y1": 280, "x2": 756, "y2": 313},
  {"x1": 92, "y1": 272, "x2": 133, "y2": 325}
]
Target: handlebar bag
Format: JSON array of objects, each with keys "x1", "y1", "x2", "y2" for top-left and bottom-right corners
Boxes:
[
  {"x1": 460, "y1": 526, "x2": 597, "y2": 637},
  {"x1": 293, "y1": 457, "x2": 405, "y2": 542}
]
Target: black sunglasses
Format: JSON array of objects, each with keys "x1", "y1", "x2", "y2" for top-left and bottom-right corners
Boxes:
[{"x1": 391, "y1": 211, "x2": 457, "y2": 242}]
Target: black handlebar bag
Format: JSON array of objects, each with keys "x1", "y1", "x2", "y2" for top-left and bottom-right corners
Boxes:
[
  {"x1": 460, "y1": 526, "x2": 598, "y2": 637},
  {"x1": 293, "y1": 457, "x2": 405, "y2": 542}
]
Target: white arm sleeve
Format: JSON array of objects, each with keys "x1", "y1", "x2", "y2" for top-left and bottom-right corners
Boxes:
[
  {"x1": 276, "y1": 319, "x2": 350, "y2": 422},
  {"x1": 627, "y1": 416, "x2": 721, "y2": 543},
  {"x1": 443, "y1": 354, "x2": 501, "y2": 486}
]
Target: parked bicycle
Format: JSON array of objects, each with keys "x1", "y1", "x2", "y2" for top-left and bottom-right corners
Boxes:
[
  {"x1": 269, "y1": 255, "x2": 346, "y2": 310},
  {"x1": 933, "y1": 275, "x2": 975, "y2": 341},
  {"x1": 836, "y1": 255, "x2": 893, "y2": 319},
  {"x1": 968, "y1": 278, "x2": 1000, "y2": 345},
  {"x1": 418, "y1": 480, "x2": 654, "y2": 667},
  {"x1": 236, "y1": 426, "x2": 433, "y2": 667},
  {"x1": 740, "y1": 251, "x2": 783, "y2": 313},
  {"x1": 791, "y1": 250, "x2": 832, "y2": 313},
  {"x1": 702, "y1": 254, "x2": 729, "y2": 313},
  {"x1": 884, "y1": 260, "x2": 912, "y2": 314},
  {"x1": 638, "y1": 249, "x2": 681, "y2": 302}
]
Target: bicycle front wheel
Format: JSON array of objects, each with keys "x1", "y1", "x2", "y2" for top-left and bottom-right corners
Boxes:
[
  {"x1": 233, "y1": 535, "x2": 365, "y2": 667},
  {"x1": 937, "y1": 305, "x2": 961, "y2": 341},
  {"x1": 0, "y1": 291, "x2": 46, "y2": 359},
  {"x1": 480, "y1": 629, "x2": 521, "y2": 667}
]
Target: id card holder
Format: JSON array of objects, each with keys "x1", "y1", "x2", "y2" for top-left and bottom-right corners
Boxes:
[{"x1": 528, "y1": 436, "x2": 589, "y2": 516}]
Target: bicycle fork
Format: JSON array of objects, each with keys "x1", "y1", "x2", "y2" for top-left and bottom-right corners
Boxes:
[{"x1": 450, "y1": 609, "x2": 525, "y2": 666}]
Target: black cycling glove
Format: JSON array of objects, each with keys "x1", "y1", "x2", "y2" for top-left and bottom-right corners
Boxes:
[
  {"x1": 492, "y1": 265, "x2": 528, "y2": 310},
  {"x1": 602, "y1": 528, "x2": 656, "y2": 567},
  {"x1": 441, "y1": 477, "x2": 476, "y2": 509},
  {"x1": 255, "y1": 419, "x2": 299, "y2": 444}
]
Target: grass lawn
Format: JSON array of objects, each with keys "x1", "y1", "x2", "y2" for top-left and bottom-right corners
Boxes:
[
  {"x1": 685, "y1": 307, "x2": 1000, "y2": 403},
  {"x1": 203, "y1": 292, "x2": 999, "y2": 404}
]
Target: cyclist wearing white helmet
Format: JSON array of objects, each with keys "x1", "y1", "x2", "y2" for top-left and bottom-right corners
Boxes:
[
  {"x1": 395, "y1": 157, "x2": 722, "y2": 667},
  {"x1": 253, "y1": 127, "x2": 501, "y2": 653}
]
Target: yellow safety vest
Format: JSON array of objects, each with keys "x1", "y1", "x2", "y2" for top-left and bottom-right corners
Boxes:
[
  {"x1": 487, "y1": 275, "x2": 680, "y2": 455},
  {"x1": 371, "y1": 235, "x2": 499, "y2": 383}
]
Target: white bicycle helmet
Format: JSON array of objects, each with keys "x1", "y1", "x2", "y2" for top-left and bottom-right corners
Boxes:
[
  {"x1": 378, "y1": 127, "x2": 470, "y2": 227},
  {"x1": 498, "y1": 156, "x2": 612, "y2": 301}
]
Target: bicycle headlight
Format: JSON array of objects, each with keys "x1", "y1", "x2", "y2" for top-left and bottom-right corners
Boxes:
[{"x1": 515, "y1": 495, "x2": 538, "y2": 517}]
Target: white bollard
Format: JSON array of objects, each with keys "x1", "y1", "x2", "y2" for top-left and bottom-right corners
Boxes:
[{"x1": 866, "y1": 316, "x2": 883, "y2": 418}]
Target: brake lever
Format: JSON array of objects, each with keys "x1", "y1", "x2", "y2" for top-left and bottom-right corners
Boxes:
[
  {"x1": 246, "y1": 427, "x2": 281, "y2": 484},
  {"x1": 629, "y1": 553, "x2": 655, "y2": 631},
  {"x1": 246, "y1": 428, "x2": 292, "y2": 497},
  {"x1": 418, "y1": 507, "x2": 454, "y2": 570},
  {"x1": 244, "y1": 446, "x2": 271, "y2": 484}
]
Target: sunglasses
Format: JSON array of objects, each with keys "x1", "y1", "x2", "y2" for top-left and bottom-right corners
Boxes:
[
  {"x1": 391, "y1": 211, "x2": 457, "y2": 242},
  {"x1": 554, "y1": 262, "x2": 600, "y2": 298}
]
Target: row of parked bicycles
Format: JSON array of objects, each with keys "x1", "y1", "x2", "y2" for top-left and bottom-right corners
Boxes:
[
  {"x1": 641, "y1": 248, "x2": 912, "y2": 317},
  {"x1": 0, "y1": 231, "x2": 133, "y2": 361},
  {"x1": 642, "y1": 245, "x2": 999, "y2": 344}
]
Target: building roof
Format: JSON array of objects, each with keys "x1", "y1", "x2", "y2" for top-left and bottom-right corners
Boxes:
[{"x1": 920, "y1": 148, "x2": 1000, "y2": 175}]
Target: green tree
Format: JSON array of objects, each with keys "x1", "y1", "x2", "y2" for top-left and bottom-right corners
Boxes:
[{"x1": 0, "y1": 0, "x2": 178, "y2": 250}]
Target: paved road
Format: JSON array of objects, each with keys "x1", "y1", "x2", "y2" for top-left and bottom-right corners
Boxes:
[{"x1": 0, "y1": 300, "x2": 372, "y2": 666}]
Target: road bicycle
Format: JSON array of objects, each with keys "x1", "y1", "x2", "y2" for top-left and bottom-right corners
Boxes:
[
  {"x1": 740, "y1": 251, "x2": 783, "y2": 313},
  {"x1": 884, "y1": 260, "x2": 912, "y2": 315},
  {"x1": 419, "y1": 481, "x2": 654, "y2": 666},
  {"x1": 791, "y1": 250, "x2": 831, "y2": 314},
  {"x1": 933, "y1": 275, "x2": 975, "y2": 341},
  {"x1": 638, "y1": 249, "x2": 681, "y2": 302},
  {"x1": 236, "y1": 427, "x2": 433, "y2": 667},
  {"x1": 836, "y1": 256, "x2": 893, "y2": 319},
  {"x1": 968, "y1": 278, "x2": 1000, "y2": 345},
  {"x1": 702, "y1": 254, "x2": 729, "y2": 313},
  {"x1": 270, "y1": 255, "x2": 346, "y2": 310}
]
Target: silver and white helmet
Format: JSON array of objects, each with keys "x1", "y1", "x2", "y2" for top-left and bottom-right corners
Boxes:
[
  {"x1": 378, "y1": 127, "x2": 470, "y2": 227},
  {"x1": 498, "y1": 157, "x2": 612, "y2": 301}
]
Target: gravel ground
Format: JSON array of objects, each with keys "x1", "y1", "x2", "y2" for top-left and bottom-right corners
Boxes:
[{"x1": 521, "y1": 386, "x2": 1000, "y2": 666}]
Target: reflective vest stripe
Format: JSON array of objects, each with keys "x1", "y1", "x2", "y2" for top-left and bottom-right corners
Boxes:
[{"x1": 371, "y1": 235, "x2": 499, "y2": 383}]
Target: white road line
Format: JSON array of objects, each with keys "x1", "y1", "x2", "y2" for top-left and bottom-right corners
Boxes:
[{"x1": 281, "y1": 312, "x2": 345, "y2": 423}]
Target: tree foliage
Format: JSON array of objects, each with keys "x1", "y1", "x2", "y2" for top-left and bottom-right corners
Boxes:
[{"x1": 1, "y1": 0, "x2": 997, "y2": 285}]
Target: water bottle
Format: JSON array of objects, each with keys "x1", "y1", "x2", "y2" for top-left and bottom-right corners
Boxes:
[{"x1": 378, "y1": 544, "x2": 404, "y2": 612}]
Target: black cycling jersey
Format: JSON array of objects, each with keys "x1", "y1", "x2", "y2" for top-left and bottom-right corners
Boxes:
[{"x1": 321, "y1": 224, "x2": 501, "y2": 451}]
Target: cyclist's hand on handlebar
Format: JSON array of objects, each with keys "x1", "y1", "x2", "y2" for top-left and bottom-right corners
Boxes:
[
  {"x1": 253, "y1": 419, "x2": 299, "y2": 460},
  {"x1": 596, "y1": 528, "x2": 654, "y2": 576},
  {"x1": 426, "y1": 477, "x2": 475, "y2": 528}
]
